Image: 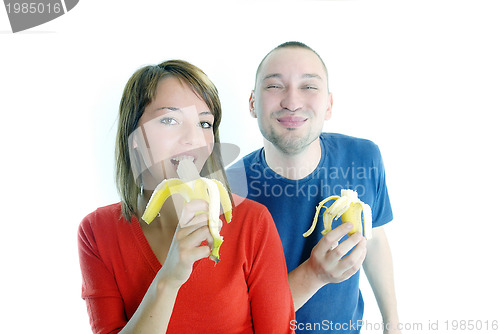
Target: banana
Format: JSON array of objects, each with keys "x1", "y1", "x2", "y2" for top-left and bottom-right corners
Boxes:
[
  {"x1": 303, "y1": 189, "x2": 372, "y2": 240},
  {"x1": 141, "y1": 158, "x2": 232, "y2": 263}
]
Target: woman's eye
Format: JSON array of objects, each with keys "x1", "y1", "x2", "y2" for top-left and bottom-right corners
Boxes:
[
  {"x1": 199, "y1": 121, "x2": 213, "y2": 129},
  {"x1": 160, "y1": 117, "x2": 178, "y2": 125}
]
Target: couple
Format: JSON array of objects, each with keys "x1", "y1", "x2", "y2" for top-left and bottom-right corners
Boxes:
[{"x1": 78, "y1": 42, "x2": 400, "y2": 334}]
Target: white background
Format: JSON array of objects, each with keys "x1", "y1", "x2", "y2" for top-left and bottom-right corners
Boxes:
[{"x1": 1, "y1": 1, "x2": 499, "y2": 333}]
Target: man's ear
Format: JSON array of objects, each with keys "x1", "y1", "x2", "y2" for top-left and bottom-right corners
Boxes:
[
  {"x1": 249, "y1": 90, "x2": 257, "y2": 118},
  {"x1": 325, "y1": 92, "x2": 333, "y2": 120}
]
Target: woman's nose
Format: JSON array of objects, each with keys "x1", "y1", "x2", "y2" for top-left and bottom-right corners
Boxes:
[{"x1": 181, "y1": 120, "x2": 206, "y2": 147}]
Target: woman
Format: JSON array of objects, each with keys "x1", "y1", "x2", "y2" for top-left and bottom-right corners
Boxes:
[{"x1": 78, "y1": 60, "x2": 295, "y2": 333}]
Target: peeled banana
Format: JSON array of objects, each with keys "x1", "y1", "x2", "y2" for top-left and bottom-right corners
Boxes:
[
  {"x1": 142, "y1": 158, "x2": 232, "y2": 263},
  {"x1": 303, "y1": 189, "x2": 372, "y2": 240}
]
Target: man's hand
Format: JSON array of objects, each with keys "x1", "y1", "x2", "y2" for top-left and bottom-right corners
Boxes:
[
  {"x1": 308, "y1": 222, "x2": 367, "y2": 284},
  {"x1": 288, "y1": 223, "x2": 367, "y2": 310}
]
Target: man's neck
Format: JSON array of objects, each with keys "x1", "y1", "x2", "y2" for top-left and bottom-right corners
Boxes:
[{"x1": 263, "y1": 138, "x2": 322, "y2": 180}]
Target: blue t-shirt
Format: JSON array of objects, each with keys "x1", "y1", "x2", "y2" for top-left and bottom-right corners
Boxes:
[{"x1": 226, "y1": 133, "x2": 393, "y2": 333}]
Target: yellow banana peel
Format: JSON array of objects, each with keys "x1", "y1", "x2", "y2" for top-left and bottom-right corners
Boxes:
[
  {"x1": 142, "y1": 159, "x2": 232, "y2": 263},
  {"x1": 303, "y1": 189, "x2": 372, "y2": 240}
]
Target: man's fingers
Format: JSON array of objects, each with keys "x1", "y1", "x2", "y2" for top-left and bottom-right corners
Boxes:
[
  {"x1": 337, "y1": 238, "x2": 367, "y2": 280},
  {"x1": 315, "y1": 223, "x2": 353, "y2": 255},
  {"x1": 327, "y1": 232, "x2": 365, "y2": 262},
  {"x1": 308, "y1": 223, "x2": 368, "y2": 284},
  {"x1": 339, "y1": 236, "x2": 367, "y2": 267}
]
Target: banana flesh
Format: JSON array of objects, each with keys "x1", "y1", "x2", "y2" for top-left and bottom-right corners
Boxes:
[
  {"x1": 303, "y1": 189, "x2": 372, "y2": 240},
  {"x1": 142, "y1": 159, "x2": 232, "y2": 263}
]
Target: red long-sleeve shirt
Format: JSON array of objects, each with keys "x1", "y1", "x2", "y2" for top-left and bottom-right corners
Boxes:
[{"x1": 78, "y1": 195, "x2": 295, "y2": 333}]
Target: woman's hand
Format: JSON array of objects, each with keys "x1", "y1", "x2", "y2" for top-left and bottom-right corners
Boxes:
[
  {"x1": 159, "y1": 199, "x2": 214, "y2": 288},
  {"x1": 116, "y1": 199, "x2": 215, "y2": 334}
]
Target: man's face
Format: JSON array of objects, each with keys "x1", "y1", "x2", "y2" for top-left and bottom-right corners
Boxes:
[{"x1": 250, "y1": 47, "x2": 332, "y2": 155}]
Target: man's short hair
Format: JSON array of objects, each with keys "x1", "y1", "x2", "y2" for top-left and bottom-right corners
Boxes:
[{"x1": 254, "y1": 41, "x2": 329, "y2": 89}]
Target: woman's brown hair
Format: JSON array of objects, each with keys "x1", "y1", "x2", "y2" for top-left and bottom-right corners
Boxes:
[{"x1": 115, "y1": 60, "x2": 232, "y2": 221}]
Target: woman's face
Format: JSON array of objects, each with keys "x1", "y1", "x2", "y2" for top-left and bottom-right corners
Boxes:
[{"x1": 131, "y1": 77, "x2": 215, "y2": 189}]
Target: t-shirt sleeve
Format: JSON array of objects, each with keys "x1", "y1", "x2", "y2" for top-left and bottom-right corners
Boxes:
[
  {"x1": 371, "y1": 144, "x2": 393, "y2": 228},
  {"x1": 78, "y1": 214, "x2": 127, "y2": 334},
  {"x1": 245, "y1": 207, "x2": 295, "y2": 333}
]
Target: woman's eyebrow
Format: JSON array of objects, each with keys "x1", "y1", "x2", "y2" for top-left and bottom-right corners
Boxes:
[
  {"x1": 153, "y1": 107, "x2": 213, "y2": 116},
  {"x1": 153, "y1": 106, "x2": 180, "y2": 112}
]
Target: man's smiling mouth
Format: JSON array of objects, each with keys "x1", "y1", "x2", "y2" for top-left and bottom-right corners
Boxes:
[{"x1": 277, "y1": 116, "x2": 307, "y2": 128}]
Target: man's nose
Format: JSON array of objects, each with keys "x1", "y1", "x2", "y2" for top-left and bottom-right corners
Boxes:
[{"x1": 280, "y1": 88, "x2": 303, "y2": 112}]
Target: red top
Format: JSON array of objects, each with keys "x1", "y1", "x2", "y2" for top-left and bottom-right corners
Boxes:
[{"x1": 78, "y1": 195, "x2": 295, "y2": 333}]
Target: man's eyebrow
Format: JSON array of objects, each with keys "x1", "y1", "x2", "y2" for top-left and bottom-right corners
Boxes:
[
  {"x1": 302, "y1": 73, "x2": 323, "y2": 80},
  {"x1": 262, "y1": 73, "x2": 324, "y2": 80},
  {"x1": 262, "y1": 73, "x2": 282, "y2": 81}
]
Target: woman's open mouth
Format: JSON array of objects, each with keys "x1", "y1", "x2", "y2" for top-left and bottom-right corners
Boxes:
[{"x1": 170, "y1": 155, "x2": 196, "y2": 169}]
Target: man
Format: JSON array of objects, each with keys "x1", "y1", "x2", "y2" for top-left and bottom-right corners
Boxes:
[{"x1": 226, "y1": 42, "x2": 400, "y2": 333}]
